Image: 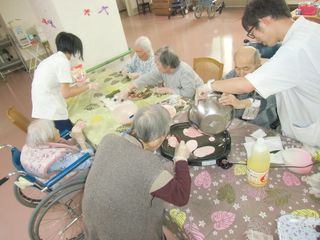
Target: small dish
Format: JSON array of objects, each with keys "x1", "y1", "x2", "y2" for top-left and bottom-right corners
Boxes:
[{"x1": 111, "y1": 100, "x2": 138, "y2": 124}]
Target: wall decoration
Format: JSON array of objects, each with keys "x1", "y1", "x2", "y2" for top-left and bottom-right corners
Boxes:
[
  {"x1": 98, "y1": 5, "x2": 109, "y2": 15},
  {"x1": 41, "y1": 18, "x2": 56, "y2": 28},
  {"x1": 84, "y1": 9, "x2": 91, "y2": 16}
]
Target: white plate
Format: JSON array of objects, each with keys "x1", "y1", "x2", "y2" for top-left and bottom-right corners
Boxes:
[{"x1": 277, "y1": 214, "x2": 320, "y2": 240}]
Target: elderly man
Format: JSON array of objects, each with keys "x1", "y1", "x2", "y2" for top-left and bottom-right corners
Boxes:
[
  {"x1": 120, "y1": 46, "x2": 203, "y2": 99},
  {"x1": 219, "y1": 46, "x2": 278, "y2": 128},
  {"x1": 122, "y1": 36, "x2": 156, "y2": 79},
  {"x1": 82, "y1": 105, "x2": 191, "y2": 239},
  {"x1": 196, "y1": 0, "x2": 320, "y2": 147}
]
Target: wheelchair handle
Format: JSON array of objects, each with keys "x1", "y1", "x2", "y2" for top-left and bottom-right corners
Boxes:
[
  {"x1": 0, "y1": 171, "x2": 27, "y2": 186},
  {"x1": 0, "y1": 177, "x2": 9, "y2": 185}
]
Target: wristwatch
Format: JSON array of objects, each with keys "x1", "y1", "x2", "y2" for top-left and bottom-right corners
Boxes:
[{"x1": 207, "y1": 79, "x2": 215, "y2": 91}]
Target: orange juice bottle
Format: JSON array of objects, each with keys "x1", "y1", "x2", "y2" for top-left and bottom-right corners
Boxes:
[{"x1": 247, "y1": 138, "x2": 270, "y2": 187}]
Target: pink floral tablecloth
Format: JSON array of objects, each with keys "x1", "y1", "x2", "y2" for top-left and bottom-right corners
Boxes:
[{"x1": 163, "y1": 119, "x2": 320, "y2": 240}]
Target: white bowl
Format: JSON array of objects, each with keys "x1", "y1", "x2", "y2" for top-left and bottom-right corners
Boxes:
[
  {"x1": 282, "y1": 148, "x2": 313, "y2": 174},
  {"x1": 111, "y1": 100, "x2": 138, "y2": 125}
]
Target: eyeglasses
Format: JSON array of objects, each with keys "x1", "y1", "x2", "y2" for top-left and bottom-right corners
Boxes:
[{"x1": 246, "y1": 25, "x2": 256, "y2": 39}]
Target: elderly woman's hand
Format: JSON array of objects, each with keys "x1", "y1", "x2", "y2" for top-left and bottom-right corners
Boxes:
[
  {"x1": 71, "y1": 124, "x2": 88, "y2": 151},
  {"x1": 127, "y1": 72, "x2": 140, "y2": 80},
  {"x1": 173, "y1": 140, "x2": 190, "y2": 163},
  {"x1": 153, "y1": 87, "x2": 172, "y2": 94}
]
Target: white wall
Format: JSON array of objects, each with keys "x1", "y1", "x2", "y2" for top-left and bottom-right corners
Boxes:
[
  {"x1": 0, "y1": 0, "x2": 45, "y2": 60},
  {"x1": 29, "y1": 0, "x2": 129, "y2": 68},
  {"x1": 0, "y1": 0, "x2": 38, "y2": 30}
]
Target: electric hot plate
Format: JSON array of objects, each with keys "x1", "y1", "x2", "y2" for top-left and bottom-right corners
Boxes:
[{"x1": 160, "y1": 122, "x2": 231, "y2": 166}]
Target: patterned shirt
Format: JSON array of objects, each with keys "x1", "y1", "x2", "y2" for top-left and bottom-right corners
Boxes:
[{"x1": 126, "y1": 53, "x2": 156, "y2": 74}]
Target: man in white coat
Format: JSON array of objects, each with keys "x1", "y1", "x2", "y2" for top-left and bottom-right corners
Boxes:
[{"x1": 196, "y1": 0, "x2": 320, "y2": 147}]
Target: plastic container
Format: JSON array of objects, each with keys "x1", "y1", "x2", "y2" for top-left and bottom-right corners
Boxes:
[
  {"x1": 282, "y1": 148, "x2": 313, "y2": 174},
  {"x1": 298, "y1": 2, "x2": 317, "y2": 15},
  {"x1": 71, "y1": 64, "x2": 87, "y2": 83},
  {"x1": 247, "y1": 138, "x2": 270, "y2": 187}
]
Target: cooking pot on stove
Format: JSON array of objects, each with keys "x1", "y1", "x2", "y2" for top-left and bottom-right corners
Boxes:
[{"x1": 188, "y1": 94, "x2": 233, "y2": 135}]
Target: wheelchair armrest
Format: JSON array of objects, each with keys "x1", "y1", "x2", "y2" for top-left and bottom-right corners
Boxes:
[{"x1": 43, "y1": 152, "x2": 91, "y2": 189}]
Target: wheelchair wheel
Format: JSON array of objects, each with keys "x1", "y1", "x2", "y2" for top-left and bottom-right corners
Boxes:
[
  {"x1": 194, "y1": 6, "x2": 203, "y2": 19},
  {"x1": 29, "y1": 179, "x2": 85, "y2": 240},
  {"x1": 13, "y1": 177, "x2": 45, "y2": 208},
  {"x1": 207, "y1": 4, "x2": 216, "y2": 19}
]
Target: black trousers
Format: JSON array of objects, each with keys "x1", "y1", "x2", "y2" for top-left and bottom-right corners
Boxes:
[{"x1": 54, "y1": 119, "x2": 73, "y2": 139}]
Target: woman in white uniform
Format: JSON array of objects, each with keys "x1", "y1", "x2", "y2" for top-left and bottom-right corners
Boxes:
[{"x1": 31, "y1": 32, "x2": 99, "y2": 134}]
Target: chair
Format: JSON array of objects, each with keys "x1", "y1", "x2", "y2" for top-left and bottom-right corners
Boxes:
[
  {"x1": 193, "y1": 57, "x2": 224, "y2": 83},
  {"x1": 6, "y1": 106, "x2": 30, "y2": 133},
  {"x1": 136, "y1": 0, "x2": 151, "y2": 14}
]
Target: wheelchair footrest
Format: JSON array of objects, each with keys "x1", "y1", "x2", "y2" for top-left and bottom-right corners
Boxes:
[{"x1": 14, "y1": 177, "x2": 34, "y2": 189}]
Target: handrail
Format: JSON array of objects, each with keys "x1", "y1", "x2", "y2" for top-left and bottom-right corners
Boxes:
[{"x1": 86, "y1": 48, "x2": 133, "y2": 73}]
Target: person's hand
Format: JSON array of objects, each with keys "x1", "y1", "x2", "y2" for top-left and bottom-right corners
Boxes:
[
  {"x1": 88, "y1": 82, "x2": 101, "y2": 91},
  {"x1": 195, "y1": 84, "x2": 211, "y2": 104},
  {"x1": 120, "y1": 69, "x2": 128, "y2": 76},
  {"x1": 71, "y1": 124, "x2": 88, "y2": 151},
  {"x1": 153, "y1": 87, "x2": 172, "y2": 94},
  {"x1": 127, "y1": 72, "x2": 140, "y2": 80},
  {"x1": 113, "y1": 89, "x2": 129, "y2": 102},
  {"x1": 173, "y1": 140, "x2": 190, "y2": 163},
  {"x1": 76, "y1": 76, "x2": 90, "y2": 86},
  {"x1": 219, "y1": 93, "x2": 249, "y2": 109}
]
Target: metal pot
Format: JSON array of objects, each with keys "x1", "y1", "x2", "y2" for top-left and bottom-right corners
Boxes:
[{"x1": 188, "y1": 94, "x2": 234, "y2": 135}]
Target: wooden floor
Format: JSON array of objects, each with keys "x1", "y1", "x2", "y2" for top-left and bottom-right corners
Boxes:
[{"x1": 0, "y1": 8, "x2": 246, "y2": 239}]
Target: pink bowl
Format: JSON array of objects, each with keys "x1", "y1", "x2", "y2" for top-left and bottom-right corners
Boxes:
[{"x1": 282, "y1": 148, "x2": 313, "y2": 174}]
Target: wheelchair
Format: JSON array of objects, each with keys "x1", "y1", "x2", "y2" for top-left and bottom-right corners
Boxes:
[
  {"x1": 193, "y1": 0, "x2": 225, "y2": 19},
  {"x1": 0, "y1": 144, "x2": 91, "y2": 240},
  {"x1": 168, "y1": 0, "x2": 187, "y2": 19}
]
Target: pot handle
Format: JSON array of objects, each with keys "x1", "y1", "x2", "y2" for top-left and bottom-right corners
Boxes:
[{"x1": 187, "y1": 106, "x2": 200, "y2": 130}]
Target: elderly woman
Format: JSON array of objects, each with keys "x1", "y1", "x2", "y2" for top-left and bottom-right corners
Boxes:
[
  {"x1": 120, "y1": 46, "x2": 204, "y2": 99},
  {"x1": 82, "y1": 105, "x2": 191, "y2": 240},
  {"x1": 20, "y1": 119, "x2": 93, "y2": 180},
  {"x1": 123, "y1": 36, "x2": 156, "y2": 79}
]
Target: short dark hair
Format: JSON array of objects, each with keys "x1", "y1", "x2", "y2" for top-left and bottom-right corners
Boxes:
[
  {"x1": 55, "y1": 32, "x2": 83, "y2": 60},
  {"x1": 155, "y1": 46, "x2": 180, "y2": 69},
  {"x1": 242, "y1": 0, "x2": 291, "y2": 32}
]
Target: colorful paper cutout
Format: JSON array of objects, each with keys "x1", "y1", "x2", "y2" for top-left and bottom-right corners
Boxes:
[
  {"x1": 41, "y1": 18, "x2": 56, "y2": 28},
  {"x1": 98, "y1": 5, "x2": 109, "y2": 14},
  {"x1": 84, "y1": 9, "x2": 91, "y2": 16}
]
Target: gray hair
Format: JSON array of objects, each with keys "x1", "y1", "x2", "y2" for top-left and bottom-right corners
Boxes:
[
  {"x1": 155, "y1": 46, "x2": 180, "y2": 69},
  {"x1": 26, "y1": 119, "x2": 56, "y2": 146},
  {"x1": 134, "y1": 36, "x2": 153, "y2": 56},
  {"x1": 132, "y1": 105, "x2": 171, "y2": 143},
  {"x1": 234, "y1": 46, "x2": 261, "y2": 67}
]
